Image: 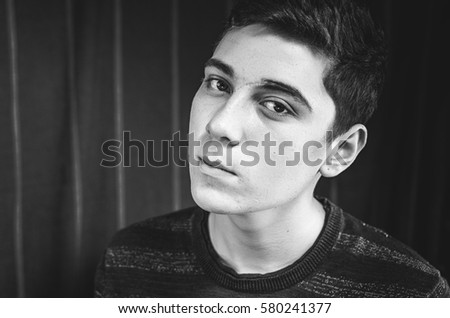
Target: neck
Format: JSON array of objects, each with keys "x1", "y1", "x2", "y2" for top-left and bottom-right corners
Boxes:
[{"x1": 208, "y1": 194, "x2": 325, "y2": 274}]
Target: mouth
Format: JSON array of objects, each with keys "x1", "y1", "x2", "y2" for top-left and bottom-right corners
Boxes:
[{"x1": 200, "y1": 156, "x2": 237, "y2": 176}]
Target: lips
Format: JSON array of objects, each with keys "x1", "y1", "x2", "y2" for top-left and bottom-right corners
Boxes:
[{"x1": 201, "y1": 155, "x2": 237, "y2": 176}]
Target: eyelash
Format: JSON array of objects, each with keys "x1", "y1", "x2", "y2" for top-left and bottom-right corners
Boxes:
[
  {"x1": 260, "y1": 100, "x2": 293, "y2": 117},
  {"x1": 202, "y1": 76, "x2": 294, "y2": 118},
  {"x1": 203, "y1": 77, "x2": 231, "y2": 94}
]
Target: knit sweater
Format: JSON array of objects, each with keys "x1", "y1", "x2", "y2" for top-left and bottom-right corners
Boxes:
[{"x1": 95, "y1": 197, "x2": 449, "y2": 297}]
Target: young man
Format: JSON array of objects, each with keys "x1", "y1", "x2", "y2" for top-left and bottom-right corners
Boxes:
[{"x1": 95, "y1": 0, "x2": 449, "y2": 297}]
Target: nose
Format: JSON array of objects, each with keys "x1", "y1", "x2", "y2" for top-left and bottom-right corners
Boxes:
[{"x1": 205, "y1": 95, "x2": 246, "y2": 146}]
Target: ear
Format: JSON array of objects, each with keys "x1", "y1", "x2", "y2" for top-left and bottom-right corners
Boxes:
[{"x1": 320, "y1": 124, "x2": 368, "y2": 178}]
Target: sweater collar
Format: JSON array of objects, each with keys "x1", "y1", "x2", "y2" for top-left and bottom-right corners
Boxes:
[{"x1": 193, "y1": 197, "x2": 343, "y2": 293}]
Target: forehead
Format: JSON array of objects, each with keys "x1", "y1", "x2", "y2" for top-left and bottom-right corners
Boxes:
[{"x1": 211, "y1": 25, "x2": 334, "y2": 114}]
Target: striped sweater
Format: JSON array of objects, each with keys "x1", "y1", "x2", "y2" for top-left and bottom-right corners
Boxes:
[{"x1": 95, "y1": 198, "x2": 449, "y2": 297}]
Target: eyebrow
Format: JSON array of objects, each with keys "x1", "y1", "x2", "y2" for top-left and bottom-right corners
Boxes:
[
  {"x1": 204, "y1": 58, "x2": 312, "y2": 112},
  {"x1": 204, "y1": 58, "x2": 234, "y2": 78}
]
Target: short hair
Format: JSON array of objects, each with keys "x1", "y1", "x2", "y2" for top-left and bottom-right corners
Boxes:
[{"x1": 225, "y1": 0, "x2": 387, "y2": 138}]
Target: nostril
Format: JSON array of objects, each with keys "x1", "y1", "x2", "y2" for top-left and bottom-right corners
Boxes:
[
  {"x1": 217, "y1": 136, "x2": 239, "y2": 147},
  {"x1": 227, "y1": 140, "x2": 239, "y2": 147},
  {"x1": 205, "y1": 122, "x2": 212, "y2": 135}
]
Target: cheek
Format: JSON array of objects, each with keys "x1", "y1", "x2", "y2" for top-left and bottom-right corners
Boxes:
[
  {"x1": 240, "y1": 169, "x2": 298, "y2": 210},
  {"x1": 273, "y1": 130, "x2": 328, "y2": 169},
  {"x1": 242, "y1": 138, "x2": 324, "y2": 198},
  {"x1": 242, "y1": 156, "x2": 314, "y2": 201},
  {"x1": 189, "y1": 94, "x2": 216, "y2": 133}
]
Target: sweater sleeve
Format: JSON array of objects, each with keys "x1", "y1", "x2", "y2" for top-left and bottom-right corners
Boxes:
[
  {"x1": 429, "y1": 276, "x2": 450, "y2": 298},
  {"x1": 93, "y1": 252, "x2": 107, "y2": 298}
]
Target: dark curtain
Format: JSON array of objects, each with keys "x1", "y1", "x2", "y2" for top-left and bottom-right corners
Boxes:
[
  {"x1": 337, "y1": 0, "x2": 450, "y2": 280},
  {"x1": 0, "y1": 0, "x2": 448, "y2": 297}
]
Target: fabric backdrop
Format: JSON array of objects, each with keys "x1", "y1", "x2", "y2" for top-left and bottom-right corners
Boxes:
[{"x1": 0, "y1": 0, "x2": 448, "y2": 297}]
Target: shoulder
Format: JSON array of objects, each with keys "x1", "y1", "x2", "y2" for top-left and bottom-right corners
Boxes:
[
  {"x1": 109, "y1": 206, "x2": 199, "y2": 248},
  {"x1": 326, "y1": 207, "x2": 449, "y2": 297},
  {"x1": 95, "y1": 206, "x2": 204, "y2": 297},
  {"x1": 106, "y1": 205, "x2": 202, "y2": 262}
]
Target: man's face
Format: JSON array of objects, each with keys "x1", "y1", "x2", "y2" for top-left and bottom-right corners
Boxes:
[{"x1": 189, "y1": 24, "x2": 335, "y2": 215}]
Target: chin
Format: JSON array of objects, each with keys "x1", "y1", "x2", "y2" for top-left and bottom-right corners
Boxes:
[{"x1": 191, "y1": 185, "x2": 247, "y2": 215}]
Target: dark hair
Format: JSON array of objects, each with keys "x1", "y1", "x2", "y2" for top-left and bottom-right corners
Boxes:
[{"x1": 226, "y1": 0, "x2": 387, "y2": 138}]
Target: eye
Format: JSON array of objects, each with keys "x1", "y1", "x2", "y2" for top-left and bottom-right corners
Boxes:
[
  {"x1": 261, "y1": 100, "x2": 291, "y2": 115},
  {"x1": 205, "y1": 78, "x2": 230, "y2": 93}
]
